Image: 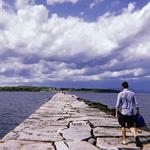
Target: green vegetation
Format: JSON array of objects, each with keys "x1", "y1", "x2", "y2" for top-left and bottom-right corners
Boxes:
[
  {"x1": 60, "y1": 88, "x2": 119, "y2": 93},
  {"x1": 77, "y1": 97, "x2": 113, "y2": 115},
  {"x1": 0, "y1": 86, "x2": 119, "y2": 93},
  {"x1": 0, "y1": 86, "x2": 49, "y2": 91}
]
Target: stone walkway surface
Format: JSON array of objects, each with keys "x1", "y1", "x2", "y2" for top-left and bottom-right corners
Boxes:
[{"x1": 0, "y1": 93, "x2": 150, "y2": 150}]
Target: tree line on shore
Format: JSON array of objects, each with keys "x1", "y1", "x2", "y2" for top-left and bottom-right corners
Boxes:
[
  {"x1": 0, "y1": 86, "x2": 48, "y2": 91},
  {"x1": 0, "y1": 86, "x2": 119, "y2": 93}
]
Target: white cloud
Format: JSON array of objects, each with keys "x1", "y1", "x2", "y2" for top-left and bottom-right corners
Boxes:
[
  {"x1": 15, "y1": 0, "x2": 35, "y2": 9},
  {"x1": 92, "y1": 68, "x2": 145, "y2": 80},
  {"x1": 0, "y1": 0, "x2": 3, "y2": 9},
  {"x1": 100, "y1": 59, "x2": 119, "y2": 69},
  {"x1": 61, "y1": 68, "x2": 145, "y2": 81},
  {"x1": 127, "y1": 2, "x2": 135, "y2": 12},
  {"x1": 47, "y1": 0, "x2": 79, "y2": 5},
  {"x1": 124, "y1": 40, "x2": 150, "y2": 60},
  {"x1": 0, "y1": 1, "x2": 150, "y2": 85}
]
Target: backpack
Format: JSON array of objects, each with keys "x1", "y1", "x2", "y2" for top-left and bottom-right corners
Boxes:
[{"x1": 134, "y1": 113, "x2": 145, "y2": 128}]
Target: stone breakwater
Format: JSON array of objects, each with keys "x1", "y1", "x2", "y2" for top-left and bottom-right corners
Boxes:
[{"x1": 0, "y1": 93, "x2": 150, "y2": 150}]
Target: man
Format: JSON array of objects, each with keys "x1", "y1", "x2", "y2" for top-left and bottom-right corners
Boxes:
[{"x1": 115, "y1": 81, "x2": 142, "y2": 147}]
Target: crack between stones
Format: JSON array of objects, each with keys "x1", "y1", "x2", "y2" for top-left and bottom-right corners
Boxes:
[
  {"x1": 85, "y1": 121, "x2": 97, "y2": 146},
  {"x1": 52, "y1": 141, "x2": 57, "y2": 150}
]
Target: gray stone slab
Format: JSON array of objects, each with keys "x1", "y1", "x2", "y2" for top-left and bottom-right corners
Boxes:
[
  {"x1": 89, "y1": 118, "x2": 120, "y2": 128},
  {"x1": 65, "y1": 116, "x2": 107, "y2": 122},
  {"x1": 2, "y1": 132, "x2": 20, "y2": 141},
  {"x1": 26, "y1": 119, "x2": 69, "y2": 128},
  {"x1": 3, "y1": 130, "x2": 63, "y2": 142},
  {"x1": 71, "y1": 101, "x2": 89, "y2": 108},
  {"x1": 0, "y1": 140, "x2": 55, "y2": 150},
  {"x1": 55, "y1": 141, "x2": 69, "y2": 150},
  {"x1": 96, "y1": 137, "x2": 150, "y2": 150},
  {"x1": 62, "y1": 121, "x2": 92, "y2": 140},
  {"x1": 11, "y1": 119, "x2": 69, "y2": 133},
  {"x1": 94, "y1": 127, "x2": 122, "y2": 137},
  {"x1": 68, "y1": 141, "x2": 99, "y2": 150},
  {"x1": 94, "y1": 127, "x2": 150, "y2": 137},
  {"x1": 18, "y1": 131, "x2": 63, "y2": 142}
]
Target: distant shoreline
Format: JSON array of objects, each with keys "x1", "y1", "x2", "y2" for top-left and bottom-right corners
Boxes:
[
  {"x1": 0, "y1": 86, "x2": 149, "y2": 93},
  {"x1": 0, "y1": 86, "x2": 119, "y2": 93}
]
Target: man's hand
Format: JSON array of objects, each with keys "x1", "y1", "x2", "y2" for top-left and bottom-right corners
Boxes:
[
  {"x1": 115, "y1": 108, "x2": 119, "y2": 118},
  {"x1": 115, "y1": 113, "x2": 118, "y2": 118}
]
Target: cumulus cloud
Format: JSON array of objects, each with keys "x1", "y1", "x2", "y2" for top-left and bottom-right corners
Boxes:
[
  {"x1": 0, "y1": 0, "x2": 3, "y2": 9},
  {"x1": 15, "y1": 0, "x2": 35, "y2": 9},
  {"x1": 0, "y1": 1, "x2": 150, "y2": 86},
  {"x1": 127, "y1": 2, "x2": 135, "y2": 12},
  {"x1": 47, "y1": 0, "x2": 79, "y2": 5}
]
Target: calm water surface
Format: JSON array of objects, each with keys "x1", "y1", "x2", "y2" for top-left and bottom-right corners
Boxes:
[
  {"x1": 70, "y1": 92, "x2": 150, "y2": 129},
  {"x1": 0, "y1": 92, "x2": 54, "y2": 139}
]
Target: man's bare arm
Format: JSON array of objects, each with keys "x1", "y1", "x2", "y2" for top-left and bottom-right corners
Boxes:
[{"x1": 116, "y1": 107, "x2": 119, "y2": 118}]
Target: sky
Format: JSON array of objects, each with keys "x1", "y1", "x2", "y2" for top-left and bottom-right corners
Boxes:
[{"x1": 0, "y1": 0, "x2": 150, "y2": 91}]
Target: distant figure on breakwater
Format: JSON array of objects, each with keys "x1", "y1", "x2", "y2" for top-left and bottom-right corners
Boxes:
[{"x1": 115, "y1": 81, "x2": 142, "y2": 147}]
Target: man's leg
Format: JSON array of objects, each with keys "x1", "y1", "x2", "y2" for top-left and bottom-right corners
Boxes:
[
  {"x1": 130, "y1": 127, "x2": 142, "y2": 147},
  {"x1": 130, "y1": 127, "x2": 137, "y2": 137},
  {"x1": 121, "y1": 127, "x2": 126, "y2": 144}
]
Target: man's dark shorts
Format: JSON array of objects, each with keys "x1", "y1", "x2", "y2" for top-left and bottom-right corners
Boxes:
[{"x1": 118, "y1": 114, "x2": 135, "y2": 128}]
